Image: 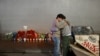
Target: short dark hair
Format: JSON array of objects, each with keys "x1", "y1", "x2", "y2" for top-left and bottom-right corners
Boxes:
[{"x1": 56, "y1": 14, "x2": 66, "y2": 19}]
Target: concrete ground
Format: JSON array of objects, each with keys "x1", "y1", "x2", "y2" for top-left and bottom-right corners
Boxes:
[
  {"x1": 0, "y1": 52, "x2": 52, "y2": 56},
  {"x1": 0, "y1": 40, "x2": 96, "y2": 56},
  {"x1": 0, "y1": 40, "x2": 54, "y2": 56}
]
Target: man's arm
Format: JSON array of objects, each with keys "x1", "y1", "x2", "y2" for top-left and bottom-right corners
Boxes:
[{"x1": 51, "y1": 27, "x2": 59, "y2": 32}]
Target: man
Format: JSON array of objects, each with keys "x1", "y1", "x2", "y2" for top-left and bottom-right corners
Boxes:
[{"x1": 51, "y1": 15, "x2": 61, "y2": 56}]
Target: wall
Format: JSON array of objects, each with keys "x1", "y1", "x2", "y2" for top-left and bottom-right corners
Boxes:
[{"x1": 0, "y1": 0, "x2": 100, "y2": 33}]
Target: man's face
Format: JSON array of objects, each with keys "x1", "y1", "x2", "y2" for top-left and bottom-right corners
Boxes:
[{"x1": 57, "y1": 17, "x2": 63, "y2": 22}]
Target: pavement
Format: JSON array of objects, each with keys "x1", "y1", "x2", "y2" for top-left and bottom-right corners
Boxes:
[
  {"x1": 0, "y1": 40, "x2": 53, "y2": 56},
  {"x1": 0, "y1": 53, "x2": 52, "y2": 56},
  {"x1": 0, "y1": 40, "x2": 97, "y2": 56}
]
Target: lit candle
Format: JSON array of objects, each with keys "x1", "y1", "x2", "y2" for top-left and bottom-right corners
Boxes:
[{"x1": 23, "y1": 26, "x2": 28, "y2": 30}]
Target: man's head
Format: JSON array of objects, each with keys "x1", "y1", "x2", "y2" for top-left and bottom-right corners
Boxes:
[{"x1": 56, "y1": 14, "x2": 66, "y2": 22}]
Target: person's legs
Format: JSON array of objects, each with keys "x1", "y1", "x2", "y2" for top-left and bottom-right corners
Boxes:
[
  {"x1": 62, "y1": 36, "x2": 70, "y2": 56},
  {"x1": 52, "y1": 37, "x2": 60, "y2": 56}
]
